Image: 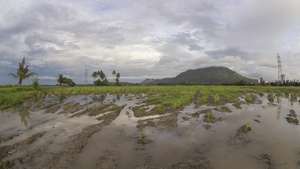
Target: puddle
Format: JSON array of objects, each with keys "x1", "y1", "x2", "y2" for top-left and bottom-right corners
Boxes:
[{"x1": 0, "y1": 94, "x2": 300, "y2": 169}]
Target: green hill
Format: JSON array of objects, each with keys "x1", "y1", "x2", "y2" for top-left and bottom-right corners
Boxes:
[{"x1": 142, "y1": 66, "x2": 257, "y2": 84}]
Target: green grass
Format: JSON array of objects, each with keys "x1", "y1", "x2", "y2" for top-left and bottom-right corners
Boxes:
[
  {"x1": 268, "y1": 93, "x2": 275, "y2": 102},
  {"x1": 0, "y1": 93, "x2": 23, "y2": 109},
  {"x1": 2, "y1": 85, "x2": 300, "y2": 110},
  {"x1": 291, "y1": 92, "x2": 298, "y2": 101},
  {"x1": 138, "y1": 131, "x2": 149, "y2": 144},
  {"x1": 204, "y1": 112, "x2": 215, "y2": 122}
]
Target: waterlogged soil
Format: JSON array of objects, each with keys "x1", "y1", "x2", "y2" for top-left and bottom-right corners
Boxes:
[{"x1": 0, "y1": 93, "x2": 300, "y2": 169}]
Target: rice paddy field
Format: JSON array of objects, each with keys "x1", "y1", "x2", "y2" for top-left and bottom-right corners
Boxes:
[{"x1": 0, "y1": 85, "x2": 300, "y2": 169}]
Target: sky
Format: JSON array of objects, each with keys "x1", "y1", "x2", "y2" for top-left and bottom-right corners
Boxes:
[{"x1": 1, "y1": 0, "x2": 300, "y2": 85}]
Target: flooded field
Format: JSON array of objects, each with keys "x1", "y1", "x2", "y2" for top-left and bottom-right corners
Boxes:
[{"x1": 0, "y1": 92, "x2": 300, "y2": 169}]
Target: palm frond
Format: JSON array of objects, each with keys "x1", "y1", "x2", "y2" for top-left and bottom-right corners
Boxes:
[
  {"x1": 25, "y1": 72, "x2": 38, "y2": 79},
  {"x1": 8, "y1": 73, "x2": 18, "y2": 78}
]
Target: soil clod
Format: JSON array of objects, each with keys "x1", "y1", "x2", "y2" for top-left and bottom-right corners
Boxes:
[{"x1": 286, "y1": 109, "x2": 299, "y2": 125}]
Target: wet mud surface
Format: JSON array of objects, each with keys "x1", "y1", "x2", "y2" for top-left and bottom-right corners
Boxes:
[{"x1": 0, "y1": 93, "x2": 300, "y2": 169}]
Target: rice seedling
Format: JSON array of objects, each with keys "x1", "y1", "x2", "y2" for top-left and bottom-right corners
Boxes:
[{"x1": 268, "y1": 93, "x2": 274, "y2": 102}]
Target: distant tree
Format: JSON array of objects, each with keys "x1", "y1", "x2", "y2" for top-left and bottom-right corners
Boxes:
[
  {"x1": 99, "y1": 70, "x2": 106, "y2": 81},
  {"x1": 8, "y1": 57, "x2": 38, "y2": 87},
  {"x1": 103, "y1": 78, "x2": 108, "y2": 86},
  {"x1": 91, "y1": 71, "x2": 98, "y2": 81},
  {"x1": 64, "y1": 78, "x2": 75, "y2": 86},
  {"x1": 112, "y1": 70, "x2": 116, "y2": 82},
  {"x1": 97, "y1": 70, "x2": 101, "y2": 79},
  {"x1": 57, "y1": 74, "x2": 75, "y2": 86},
  {"x1": 115, "y1": 72, "x2": 120, "y2": 86},
  {"x1": 57, "y1": 74, "x2": 65, "y2": 85}
]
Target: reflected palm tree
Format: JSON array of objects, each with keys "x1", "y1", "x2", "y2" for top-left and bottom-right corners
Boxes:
[
  {"x1": 99, "y1": 94, "x2": 106, "y2": 103},
  {"x1": 92, "y1": 94, "x2": 107, "y2": 104},
  {"x1": 18, "y1": 109, "x2": 30, "y2": 127},
  {"x1": 116, "y1": 93, "x2": 121, "y2": 101}
]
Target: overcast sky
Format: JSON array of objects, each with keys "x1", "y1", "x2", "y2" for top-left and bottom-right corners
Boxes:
[{"x1": 1, "y1": 0, "x2": 300, "y2": 85}]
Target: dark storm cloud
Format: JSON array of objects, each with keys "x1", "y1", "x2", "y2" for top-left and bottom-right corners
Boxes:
[{"x1": 205, "y1": 47, "x2": 251, "y2": 59}]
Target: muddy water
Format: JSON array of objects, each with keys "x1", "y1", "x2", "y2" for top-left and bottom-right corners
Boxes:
[{"x1": 0, "y1": 94, "x2": 300, "y2": 169}]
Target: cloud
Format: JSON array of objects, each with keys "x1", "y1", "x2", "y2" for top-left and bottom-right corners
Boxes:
[
  {"x1": 0, "y1": 61, "x2": 12, "y2": 67},
  {"x1": 38, "y1": 76, "x2": 57, "y2": 80},
  {"x1": 1, "y1": 0, "x2": 300, "y2": 84},
  {"x1": 205, "y1": 47, "x2": 251, "y2": 59}
]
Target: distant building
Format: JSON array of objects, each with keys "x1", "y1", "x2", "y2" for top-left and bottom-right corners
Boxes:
[
  {"x1": 259, "y1": 77, "x2": 264, "y2": 84},
  {"x1": 265, "y1": 78, "x2": 269, "y2": 83},
  {"x1": 281, "y1": 74, "x2": 286, "y2": 82}
]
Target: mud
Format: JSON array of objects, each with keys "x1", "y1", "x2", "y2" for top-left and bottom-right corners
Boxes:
[
  {"x1": 44, "y1": 105, "x2": 61, "y2": 114},
  {"x1": 286, "y1": 109, "x2": 299, "y2": 125},
  {"x1": 137, "y1": 112, "x2": 179, "y2": 130},
  {"x1": 1, "y1": 93, "x2": 300, "y2": 169},
  {"x1": 0, "y1": 134, "x2": 19, "y2": 144},
  {"x1": 230, "y1": 124, "x2": 251, "y2": 146},
  {"x1": 46, "y1": 104, "x2": 125, "y2": 169},
  {"x1": 214, "y1": 105, "x2": 232, "y2": 112},
  {"x1": 257, "y1": 154, "x2": 276, "y2": 168},
  {"x1": 232, "y1": 102, "x2": 242, "y2": 109},
  {"x1": 0, "y1": 132, "x2": 44, "y2": 162},
  {"x1": 191, "y1": 108, "x2": 212, "y2": 119}
]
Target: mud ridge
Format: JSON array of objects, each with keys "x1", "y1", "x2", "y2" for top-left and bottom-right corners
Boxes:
[
  {"x1": 45, "y1": 105, "x2": 126, "y2": 169},
  {"x1": 0, "y1": 132, "x2": 44, "y2": 166}
]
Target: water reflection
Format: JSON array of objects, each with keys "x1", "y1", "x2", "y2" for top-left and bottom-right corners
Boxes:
[
  {"x1": 277, "y1": 95, "x2": 282, "y2": 122},
  {"x1": 1, "y1": 106, "x2": 31, "y2": 128},
  {"x1": 92, "y1": 94, "x2": 107, "y2": 103},
  {"x1": 116, "y1": 93, "x2": 121, "y2": 101},
  {"x1": 18, "y1": 109, "x2": 30, "y2": 127}
]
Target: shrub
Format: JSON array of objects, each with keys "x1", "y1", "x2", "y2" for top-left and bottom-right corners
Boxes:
[{"x1": 32, "y1": 77, "x2": 39, "y2": 89}]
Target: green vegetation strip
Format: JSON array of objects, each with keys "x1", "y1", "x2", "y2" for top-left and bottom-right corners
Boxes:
[{"x1": 1, "y1": 85, "x2": 300, "y2": 110}]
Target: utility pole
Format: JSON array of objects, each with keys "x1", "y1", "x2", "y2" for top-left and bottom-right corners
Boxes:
[
  {"x1": 85, "y1": 69, "x2": 88, "y2": 85},
  {"x1": 277, "y1": 53, "x2": 282, "y2": 85}
]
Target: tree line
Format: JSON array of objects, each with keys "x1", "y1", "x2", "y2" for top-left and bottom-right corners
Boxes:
[
  {"x1": 92, "y1": 70, "x2": 120, "y2": 86},
  {"x1": 8, "y1": 57, "x2": 123, "y2": 87}
]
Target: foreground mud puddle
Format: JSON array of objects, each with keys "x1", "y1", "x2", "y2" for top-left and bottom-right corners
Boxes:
[{"x1": 0, "y1": 93, "x2": 300, "y2": 169}]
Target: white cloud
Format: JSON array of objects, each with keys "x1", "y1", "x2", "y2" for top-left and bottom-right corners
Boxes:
[
  {"x1": 38, "y1": 76, "x2": 56, "y2": 80},
  {"x1": 0, "y1": 60, "x2": 13, "y2": 67}
]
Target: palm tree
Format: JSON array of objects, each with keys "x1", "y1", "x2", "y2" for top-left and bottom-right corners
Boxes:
[
  {"x1": 8, "y1": 57, "x2": 38, "y2": 87},
  {"x1": 57, "y1": 74, "x2": 65, "y2": 85},
  {"x1": 99, "y1": 70, "x2": 106, "y2": 81},
  {"x1": 112, "y1": 70, "x2": 116, "y2": 82},
  {"x1": 91, "y1": 71, "x2": 98, "y2": 80},
  {"x1": 116, "y1": 72, "x2": 120, "y2": 85}
]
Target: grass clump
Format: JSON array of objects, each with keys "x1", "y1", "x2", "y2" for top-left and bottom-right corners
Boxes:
[
  {"x1": 268, "y1": 93, "x2": 274, "y2": 102},
  {"x1": 137, "y1": 131, "x2": 150, "y2": 144},
  {"x1": 212, "y1": 93, "x2": 220, "y2": 103},
  {"x1": 238, "y1": 122, "x2": 251, "y2": 133},
  {"x1": 0, "y1": 93, "x2": 23, "y2": 110},
  {"x1": 204, "y1": 112, "x2": 215, "y2": 122},
  {"x1": 32, "y1": 77, "x2": 39, "y2": 90},
  {"x1": 245, "y1": 94, "x2": 252, "y2": 103},
  {"x1": 291, "y1": 92, "x2": 298, "y2": 101}
]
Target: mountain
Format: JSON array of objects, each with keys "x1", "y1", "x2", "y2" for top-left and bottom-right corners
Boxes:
[{"x1": 141, "y1": 66, "x2": 257, "y2": 84}]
